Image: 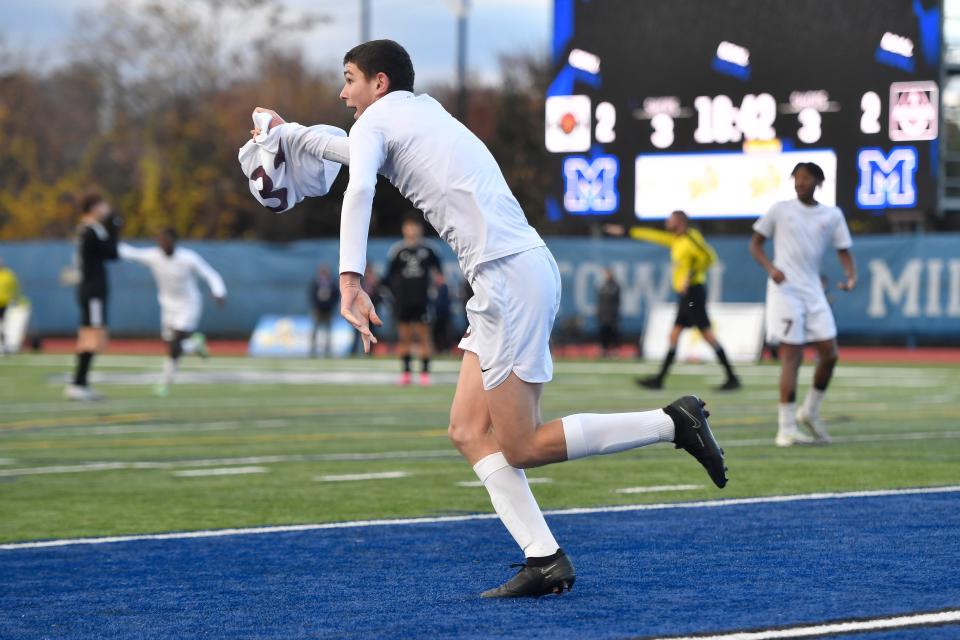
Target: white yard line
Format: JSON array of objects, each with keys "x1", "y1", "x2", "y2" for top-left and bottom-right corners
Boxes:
[
  {"x1": 2, "y1": 485, "x2": 958, "y2": 551},
  {"x1": 314, "y1": 471, "x2": 409, "y2": 482},
  {"x1": 456, "y1": 478, "x2": 553, "y2": 488},
  {"x1": 643, "y1": 608, "x2": 960, "y2": 640},
  {"x1": 173, "y1": 467, "x2": 268, "y2": 477},
  {"x1": 615, "y1": 484, "x2": 703, "y2": 494}
]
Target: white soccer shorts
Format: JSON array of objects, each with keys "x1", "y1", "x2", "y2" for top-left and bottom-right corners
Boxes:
[
  {"x1": 160, "y1": 304, "x2": 201, "y2": 341},
  {"x1": 458, "y1": 246, "x2": 561, "y2": 390},
  {"x1": 764, "y1": 282, "x2": 837, "y2": 345}
]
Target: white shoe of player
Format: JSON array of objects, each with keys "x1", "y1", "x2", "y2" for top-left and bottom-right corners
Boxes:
[
  {"x1": 796, "y1": 408, "x2": 832, "y2": 444},
  {"x1": 775, "y1": 427, "x2": 815, "y2": 448},
  {"x1": 64, "y1": 384, "x2": 104, "y2": 402}
]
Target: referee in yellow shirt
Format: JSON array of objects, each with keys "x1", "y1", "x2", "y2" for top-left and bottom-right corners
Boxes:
[
  {"x1": 605, "y1": 210, "x2": 740, "y2": 391},
  {"x1": 0, "y1": 256, "x2": 20, "y2": 354}
]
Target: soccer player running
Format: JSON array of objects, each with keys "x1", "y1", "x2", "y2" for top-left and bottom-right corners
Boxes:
[
  {"x1": 749, "y1": 162, "x2": 856, "y2": 447},
  {"x1": 119, "y1": 229, "x2": 226, "y2": 396},
  {"x1": 385, "y1": 214, "x2": 441, "y2": 385},
  {"x1": 606, "y1": 212, "x2": 740, "y2": 391},
  {"x1": 65, "y1": 192, "x2": 122, "y2": 401},
  {"x1": 254, "y1": 39, "x2": 727, "y2": 598}
]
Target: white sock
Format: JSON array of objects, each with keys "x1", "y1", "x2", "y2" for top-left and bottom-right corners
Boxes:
[
  {"x1": 802, "y1": 388, "x2": 826, "y2": 418},
  {"x1": 561, "y1": 410, "x2": 674, "y2": 460},
  {"x1": 473, "y1": 452, "x2": 559, "y2": 558},
  {"x1": 161, "y1": 357, "x2": 179, "y2": 386},
  {"x1": 778, "y1": 402, "x2": 797, "y2": 433},
  {"x1": 180, "y1": 337, "x2": 197, "y2": 354}
]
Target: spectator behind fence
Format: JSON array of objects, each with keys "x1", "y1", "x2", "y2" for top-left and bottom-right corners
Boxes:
[
  {"x1": 309, "y1": 264, "x2": 339, "y2": 357},
  {"x1": 597, "y1": 267, "x2": 621, "y2": 357}
]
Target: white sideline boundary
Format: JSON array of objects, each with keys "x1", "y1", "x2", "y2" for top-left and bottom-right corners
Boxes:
[
  {"x1": 2, "y1": 485, "x2": 958, "y2": 551},
  {"x1": 643, "y1": 608, "x2": 960, "y2": 640}
]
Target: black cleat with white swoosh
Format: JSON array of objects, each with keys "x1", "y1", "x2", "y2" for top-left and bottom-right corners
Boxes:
[
  {"x1": 665, "y1": 395, "x2": 728, "y2": 489},
  {"x1": 480, "y1": 549, "x2": 576, "y2": 598}
]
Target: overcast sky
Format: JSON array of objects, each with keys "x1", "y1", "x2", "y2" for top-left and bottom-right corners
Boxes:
[{"x1": 1, "y1": 0, "x2": 552, "y2": 85}]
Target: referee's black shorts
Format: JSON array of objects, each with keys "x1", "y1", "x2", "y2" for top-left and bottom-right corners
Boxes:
[
  {"x1": 77, "y1": 289, "x2": 108, "y2": 329},
  {"x1": 675, "y1": 283, "x2": 711, "y2": 330}
]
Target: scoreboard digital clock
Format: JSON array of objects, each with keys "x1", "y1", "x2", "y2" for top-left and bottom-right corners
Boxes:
[{"x1": 544, "y1": 0, "x2": 942, "y2": 224}]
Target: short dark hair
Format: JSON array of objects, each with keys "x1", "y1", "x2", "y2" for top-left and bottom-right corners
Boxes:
[
  {"x1": 669, "y1": 210, "x2": 689, "y2": 224},
  {"x1": 161, "y1": 227, "x2": 178, "y2": 242},
  {"x1": 80, "y1": 191, "x2": 104, "y2": 213},
  {"x1": 343, "y1": 40, "x2": 414, "y2": 93},
  {"x1": 791, "y1": 162, "x2": 825, "y2": 184},
  {"x1": 402, "y1": 212, "x2": 423, "y2": 226}
]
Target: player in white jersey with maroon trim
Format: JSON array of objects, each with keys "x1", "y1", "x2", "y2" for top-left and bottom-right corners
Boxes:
[
  {"x1": 750, "y1": 163, "x2": 857, "y2": 447},
  {"x1": 119, "y1": 229, "x2": 226, "y2": 396},
  {"x1": 251, "y1": 40, "x2": 727, "y2": 599}
]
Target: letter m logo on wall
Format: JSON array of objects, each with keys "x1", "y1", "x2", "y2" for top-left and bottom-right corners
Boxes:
[
  {"x1": 856, "y1": 146, "x2": 918, "y2": 209},
  {"x1": 563, "y1": 155, "x2": 619, "y2": 214}
]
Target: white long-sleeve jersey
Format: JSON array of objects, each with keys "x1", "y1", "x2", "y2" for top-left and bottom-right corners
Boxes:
[
  {"x1": 119, "y1": 244, "x2": 226, "y2": 315},
  {"x1": 338, "y1": 91, "x2": 544, "y2": 282},
  {"x1": 237, "y1": 111, "x2": 346, "y2": 213}
]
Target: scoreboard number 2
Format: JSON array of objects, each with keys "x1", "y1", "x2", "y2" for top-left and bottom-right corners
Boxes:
[
  {"x1": 595, "y1": 101, "x2": 616, "y2": 143},
  {"x1": 860, "y1": 91, "x2": 882, "y2": 135}
]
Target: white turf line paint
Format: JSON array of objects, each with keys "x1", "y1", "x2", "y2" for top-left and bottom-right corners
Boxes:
[
  {"x1": 2, "y1": 485, "x2": 959, "y2": 552},
  {"x1": 615, "y1": 484, "x2": 703, "y2": 494},
  {"x1": 172, "y1": 467, "x2": 268, "y2": 478},
  {"x1": 457, "y1": 478, "x2": 553, "y2": 488},
  {"x1": 315, "y1": 471, "x2": 409, "y2": 482},
  {"x1": 645, "y1": 608, "x2": 960, "y2": 640},
  {"x1": 5, "y1": 429, "x2": 960, "y2": 478}
]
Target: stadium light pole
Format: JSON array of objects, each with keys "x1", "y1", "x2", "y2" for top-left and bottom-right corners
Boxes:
[
  {"x1": 448, "y1": 0, "x2": 470, "y2": 124},
  {"x1": 361, "y1": 0, "x2": 371, "y2": 42}
]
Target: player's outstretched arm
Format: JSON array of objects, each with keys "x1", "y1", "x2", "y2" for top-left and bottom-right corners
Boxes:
[
  {"x1": 749, "y1": 232, "x2": 785, "y2": 284},
  {"x1": 340, "y1": 272, "x2": 382, "y2": 353}
]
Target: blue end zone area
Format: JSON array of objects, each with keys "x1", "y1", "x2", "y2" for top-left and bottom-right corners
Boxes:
[{"x1": 3, "y1": 491, "x2": 959, "y2": 639}]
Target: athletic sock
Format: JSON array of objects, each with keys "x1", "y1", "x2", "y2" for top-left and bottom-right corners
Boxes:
[
  {"x1": 657, "y1": 348, "x2": 677, "y2": 382},
  {"x1": 802, "y1": 388, "x2": 826, "y2": 418},
  {"x1": 561, "y1": 410, "x2": 675, "y2": 460},
  {"x1": 473, "y1": 452, "x2": 559, "y2": 559},
  {"x1": 778, "y1": 402, "x2": 797, "y2": 434},
  {"x1": 402, "y1": 354, "x2": 412, "y2": 373},
  {"x1": 73, "y1": 351, "x2": 94, "y2": 387},
  {"x1": 161, "y1": 357, "x2": 180, "y2": 387},
  {"x1": 180, "y1": 337, "x2": 196, "y2": 354},
  {"x1": 715, "y1": 346, "x2": 736, "y2": 380},
  {"x1": 421, "y1": 357, "x2": 430, "y2": 374}
]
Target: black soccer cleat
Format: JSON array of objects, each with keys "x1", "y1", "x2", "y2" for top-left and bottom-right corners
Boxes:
[
  {"x1": 480, "y1": 549, "x2": 576, "y2": 598},
  {"x1": 636, "y1": 376, "x2": 663, "y2": 390},
  {"x1": 716, "y1": 376, "x2": 741, "y2": 392},
  {"x1": 665, "y1": 395, "x2": 728, "y2": 489}
]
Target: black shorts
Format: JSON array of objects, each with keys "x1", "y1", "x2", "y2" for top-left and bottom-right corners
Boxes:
[
  {"x1": 675, "y1": 284, "x2": 711, "y2": 330},
  {"x1": 0, "y1": 305, "x2": 6, "y2": 320},
  {"x1": 396, "y1": 303, "x2": 429, "y2": 324},
  {"x1": 78, "y1": 291, "x2": 108, "y2": 328}
]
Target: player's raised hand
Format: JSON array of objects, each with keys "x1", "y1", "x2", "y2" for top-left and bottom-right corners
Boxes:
[
  {"x1": 250, "y1": 107, "x2": 286, "y2": 138},
  {"x1": 340, "y1": 273, "x2": 382, "y2": 353}
]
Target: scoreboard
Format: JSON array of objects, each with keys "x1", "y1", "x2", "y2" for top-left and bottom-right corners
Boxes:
[{"x1": 544, "y1": 0, "x2": 942, "y2": 224}]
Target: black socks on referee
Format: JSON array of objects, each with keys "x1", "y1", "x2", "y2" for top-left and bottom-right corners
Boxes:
[
  {"x1": 402, "y1": 354, "x2": 412, "y2": 373},
  {"x1": 656, "y1": 348, "x2": 677, "y2": 383},
  {"x1": 73, "y1": 351, "x2": 94, "y2": 387},
  {"x1": 715, "y1": 346, "x2": 737, "y2": 381}
]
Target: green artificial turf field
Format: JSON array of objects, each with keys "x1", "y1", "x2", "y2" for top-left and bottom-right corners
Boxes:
[{"x1": 1, "y1": 353, "x2": 957, "y2": 543}]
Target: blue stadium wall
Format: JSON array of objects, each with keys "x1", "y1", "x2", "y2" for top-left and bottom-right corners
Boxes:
[{"x1": 1, "y1": 234, "x2": 958, "y2": 342}]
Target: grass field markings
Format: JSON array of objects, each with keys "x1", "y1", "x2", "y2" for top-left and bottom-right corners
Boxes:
[
  {"x1": 638, "y1": 608, "x2": 960, "y2": 640},
  {"x1": 721, "y1": 430, "x2": 960, "y2": 448},
  {"x1": 49, "y1": 370, "x2": 463, "y2": 386},
  {"x1": 456, "y1": 478, "x2": 553, "y2": 488},
  {"x1": 615, "y1": 484, "x2": 704, "y2": 494},
  {"x1": 0, "y1": 428, "x2": 452, "y2": 450},
  {"x1": 0, "y1": 458, "x2": 14, "y2": 465},
  {"x1": 0, "y1": 402, "x2": 451, "y2": 432},
  {"x1": 3, "y1": 485, "x2": 957, "y2": 550},
  {"x1": 314, "y1": 471, "x2": 409, "y2": 482},
  {"x1": 0, "y1": 450, "x2": 461, "y2": 477},
  {"x1": 172, "y1": 466, "x2": 268, "y2": 478}
]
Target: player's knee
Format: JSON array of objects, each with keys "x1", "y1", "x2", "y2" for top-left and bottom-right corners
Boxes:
[
  {"x1": 499, "y1": 442, "x2": 538, "y2": 470},
  {"x1": 447, "y1": 417, "x2": 483, "y2": 451},
  {"x1": 820, "y1": 346, "x2": 838, "y2": 366}
]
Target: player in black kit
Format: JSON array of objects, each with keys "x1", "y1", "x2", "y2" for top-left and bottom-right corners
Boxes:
[
  {"x1": 385, "y1": 214, "x2": 441, "y2": 385},
  {"x1": 65, "y1": 192, "x2": 121, "y2": 401}
]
